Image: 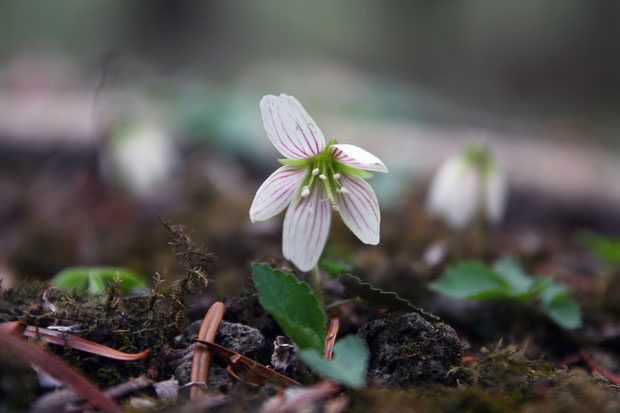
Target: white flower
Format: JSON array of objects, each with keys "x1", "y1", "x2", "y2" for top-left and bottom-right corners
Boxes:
[
  {"x1": 427, "y1": 144, "x2": 507, "y2": 229},
  {"x1": 250, "y1": 94, "x2": 388, "y2": 271},
  {"x1": 101, "y1": 121, "x2": 179, "y2": 200}
]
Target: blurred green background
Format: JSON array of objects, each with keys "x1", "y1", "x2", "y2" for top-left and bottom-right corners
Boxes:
[{"x1": 1, "y1": 0, "x2": 619, "y2": 138}]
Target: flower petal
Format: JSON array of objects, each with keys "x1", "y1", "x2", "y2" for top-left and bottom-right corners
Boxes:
[
  {"x1": 336, "y1": 174, "x2": 380, "y2": 245},
  {"x1": 250, "y1": 165, "x2": 308, "y2": 223},
  {"x1": 485, "y1": 165, "x2": 508, "y2": 225},
  {"x1": 427, "y1": 157, "x2": 480, "y2": 228},
  {"x1": 329, "y1": 144, "x2": 388, "y2": 173},
  {"x1": 260, "y1": 94, "x2": 326, "y2": 160},
  {"x1": 283, "y1": 183, "x2": 331, "y2": 271}
]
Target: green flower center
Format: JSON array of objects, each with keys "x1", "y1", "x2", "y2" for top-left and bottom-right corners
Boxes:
[{"x1": 278, "y1": 139, "x2": 371, "y2": 211}]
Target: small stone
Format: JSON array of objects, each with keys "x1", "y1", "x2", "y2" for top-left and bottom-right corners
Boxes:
[
  {"x1": 174, "y1": 320, "x2": 271, "y2": 392},
  {"x1": 129, "y1": 397, "x2": 158, "y2": 409},
  {"x1": 215, "y1": 321, "x2": 269, "y2": 360},
  {"x1": 358, "y1": 312, "x2": 461, "y2": 387},
  {"x1": 154, "y1": 377, "x2": 179, "y2": 401}
]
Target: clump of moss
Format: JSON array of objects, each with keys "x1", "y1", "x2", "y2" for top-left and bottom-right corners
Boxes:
[
  {"x1": 448, "y1": 342, "x2": 559, "y2": 403},
  {"x1": 160, "y1": 217, "x2": 215, "y2": 329},
  {"x1": 523, "y1": 369, "x2": 620, "y2": 413},
  {"x1": 0, "y1": 220, "x2": 217, "y2": 389}
]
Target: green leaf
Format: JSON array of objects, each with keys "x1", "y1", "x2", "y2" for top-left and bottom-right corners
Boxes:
[
  {"x1": 513, "y1": 277, "x2": 553, "y2": 303},
  {"x1": 493, "y1": 257, "x2": 552, "y2": 303},
  {"x1": 298, "y1": 335, "x2": 369, "y2": 389},
  {"x1": 429, "y1": 261, "x2": 511, "y2": 300},
  {"x1": 319, "y1": 259, "x2": 353, "y2": 278},
  {"x1": 540, "y1": 284, "x2": 582, "y2": 329},
  {"x1": 577, "y1": 230, "x2": 620, "y2": 267},
  {"x1": 52, "y1": 267, "x2": 145, "y2": 294},
  {"x1": 87, "y1": 272, "x2": 106, "y2": 294},
  {"x1": 338, "y1": 274, "x2": 439, "y2": 322},
  {"x1": 252, "y1": 263, "x2": 326, "y2": 352},
  {"x1": 493, "y1": 257, "x2": 534, "y2": 294},
  {"x1": 431, "y1": 259, "x2": 582, "y2": 330}
]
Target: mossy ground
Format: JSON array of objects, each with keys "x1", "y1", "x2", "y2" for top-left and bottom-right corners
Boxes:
[{"x1": 1, "y1": 147, "x2": 619, "y2": 411}]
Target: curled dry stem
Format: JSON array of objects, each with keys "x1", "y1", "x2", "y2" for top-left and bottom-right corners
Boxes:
[{"x1": 190, "y1": 301, "x2": 225, "y2": 399}]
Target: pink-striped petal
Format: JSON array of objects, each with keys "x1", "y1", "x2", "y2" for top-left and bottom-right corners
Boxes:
[
  {"x1": 250, "y1": 165, "x2": 308, "y2": 223},
  {"x1": 260, "y1": 94, "x2": 326, "y2": 160},
  {"x1": 329, "y1": 144, "x2": 388, "y2": 173},
  {"x1": 336, "y1": 174, "x2": 380, "y2": 245},
  {"x1": 282, "y1": 183, "x2": 332, "y2": 271}
]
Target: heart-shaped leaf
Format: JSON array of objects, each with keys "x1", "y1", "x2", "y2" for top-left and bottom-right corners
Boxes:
[{"x1": 252, "y1": 263, "x2": 326, "y2": 352}]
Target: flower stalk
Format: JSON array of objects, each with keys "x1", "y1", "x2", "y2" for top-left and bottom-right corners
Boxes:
[{"x1": 310, "y1": 265, "x2": 325, "y2": 308}]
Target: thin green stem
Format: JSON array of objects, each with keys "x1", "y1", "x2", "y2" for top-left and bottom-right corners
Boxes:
[
  {"x1": 325, "y1": 298, "x2": 360, "y2": 310},
  {"x1": 310, "y1": 265, "x2": 325, "y2": 308},
  {"x1": 471, "y1": 169, "x2": 487, "y2": 256}
]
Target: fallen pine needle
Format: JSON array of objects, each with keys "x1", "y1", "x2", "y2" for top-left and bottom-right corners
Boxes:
[
  {"x1": 0, "y1": 321, "x2": 123, "y2": 413},
  {"x1": 23, "y1": 325, "x2": 151, "y2": 361},
  {"x1": 563, "y1": 350, "x2": 620, "y2": 385},
  {"x1": 192, "y1": 339, "x2": 300, "y2": 387}
]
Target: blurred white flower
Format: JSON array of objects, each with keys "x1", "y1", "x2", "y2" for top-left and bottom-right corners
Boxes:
[
  {"x1": 427, "y1": 144, "x2": 507, "y2": 229},
  {"x1": 101, "y1": 121, "x2": 179, "y2": 200},
  {"x1": 250, "y1": 94, "x2": 388, "y2": 271}
]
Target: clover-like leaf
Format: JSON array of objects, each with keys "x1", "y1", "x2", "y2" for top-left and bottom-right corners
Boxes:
[
  {"x1": 252, "y1": 262, "x2": 326, "y2": 352},
  {"x1": 338, "y1": 274, "x2": 439, "y2": 322},
  {"x1": 431, "y1": 259, "x2": 582, "y2": 330},
  {"x1": 298, "y1": 335, "x2": 369, "y2": 389},
  {"x1": 52, "y1": 267, "x2": 145, "y2": 294},
  {"x1": 493, "y1": 257, "x2": 552, "y2": 303},
  {"x1": 429, "y1": 261, "x2": 511, "y2": 300}
]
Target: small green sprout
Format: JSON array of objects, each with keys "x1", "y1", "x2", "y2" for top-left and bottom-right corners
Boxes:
[
  {"x1": 577, "y1": 230, "x2": 620, "y2": 268},
  {"x1": 52, "y1": 267, "x2": 146, "y2": 295},
  {"x1": 577, "y1": 230, "x2": 620, "y2": 298}
]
